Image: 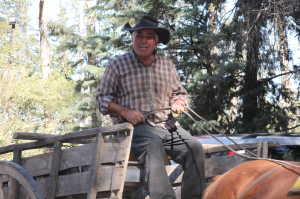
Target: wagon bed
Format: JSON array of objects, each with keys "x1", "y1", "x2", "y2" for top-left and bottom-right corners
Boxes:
[{"x1": 0, "y1": 123, "x2": 281, "y2": 199}]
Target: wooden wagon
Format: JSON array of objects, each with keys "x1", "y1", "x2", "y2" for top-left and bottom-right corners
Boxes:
[{"x1": 0, "y1": 123, "x2": 281, "y2": 199}]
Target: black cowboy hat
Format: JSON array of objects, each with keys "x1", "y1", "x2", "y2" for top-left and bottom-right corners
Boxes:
[{"x1": 124, "y1": 14, "x2": 170, "y2": 45}]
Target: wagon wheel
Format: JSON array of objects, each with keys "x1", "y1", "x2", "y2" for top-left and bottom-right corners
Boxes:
[{"x1": 0, "y1": 161, "x2": 44, "y2": 199}]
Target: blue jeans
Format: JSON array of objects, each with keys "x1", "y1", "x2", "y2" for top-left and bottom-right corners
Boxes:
[{"x1": 131, "y1": 122, "x2": 206, "y2": 199}]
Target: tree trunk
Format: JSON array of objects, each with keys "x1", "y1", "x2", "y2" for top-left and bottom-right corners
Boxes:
[
  {"x1": 278, "y1": 15, "x2": 291, "y2": 107},
  {"x1": 25, "y1": 21, "x2": 28, "y2": 64},
  {"x1": 208, "y1": 3, "x2": 218, "y2": 66},
  {"x1": 243, "y1": 2, "x2": 261, "y2": 132},
  {"x1": 228, "y1": 19, "x2": 243, "y2": 134},
  {"x1": 39, "y1": 0, "x2": 50, "y2": 79},
  {"x1": 86, "y1": 0, "x2": 96, "y2": 66}
]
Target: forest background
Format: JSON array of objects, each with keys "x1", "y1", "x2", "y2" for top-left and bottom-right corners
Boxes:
[{"x1": 0, "y1": 0, "x2": 300, "y2": 159}]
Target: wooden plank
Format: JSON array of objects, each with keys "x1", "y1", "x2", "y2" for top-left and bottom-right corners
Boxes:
[
  {"x1": 204, "y1": 141, "x2": 280, "y2": 154},
  {"x1": 124, "y1": 166, "x2": 143, "y2": 188},
  {"x1": 1, "y1": 187, "x2": 8, "y2": 199},
  {"x1": 204, "y1": 155, "x2": 249, "y2": 178},
  {"x1": 13, "y1": 132, "x2": 96, "y2": 144},
  {"x1": 55, "y1": 123, "x2": 133, "y2": 142},
  {"x1": 20, "y1": 140, "x2": 128, "y2": 178},
  {"x1": 1, "y1": 175, "x2": 8, "y2": 184},
  {"x1": 166, "y1": 164, "x2": 183, "y2": 186},
  {"x1": 257, "y1": 141, "x2": 262, "y2": 158},
  {"x1": 87, "y1": 133, "x2": 105, "y2": 199},
  {"x1": 0, "y1": 123, "x2": 133, "y2": 154},
  {"x1": 9, "y1": 149, "x2": 22, "y2": 199},
  {"x1": 13, "y1": 133, "x2": 56, "y2": 140},
  {"x1": 21, "y1": 152, "x2": 52, "y2": 178},
  {"x1": 0, "y1": 174, "x2": 3, "y2": 199},
  {"x1": 263, "y1": 141, "x2": 268, "y2": 158},
  {"x1": 114, "y1": 130, "x2": 133, "y2": 199},
  {"x1": 47, "y1": 140, "x2": 62, "y2": 199},
  {"x1": 14, "y1": 166, "x2": 123, "y2": 198}
]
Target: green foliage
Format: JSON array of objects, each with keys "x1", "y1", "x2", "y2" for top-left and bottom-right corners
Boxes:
[{"x1": 0, "y1": 0, "x2": 77, "y2": 159}]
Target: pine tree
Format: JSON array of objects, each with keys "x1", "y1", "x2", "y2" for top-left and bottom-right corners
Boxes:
[{"x1": 50, "y1": 0, "x2": 300, "y2": 135}]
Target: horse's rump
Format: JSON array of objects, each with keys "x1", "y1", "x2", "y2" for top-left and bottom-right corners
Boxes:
[{"x1": 203, "y1": 160, "x2": 300, "y2": 199}]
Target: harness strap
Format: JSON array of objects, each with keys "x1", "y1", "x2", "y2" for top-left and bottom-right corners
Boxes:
[{"x1": 239, "y1": 162, "x2": 298, "y2": 199}]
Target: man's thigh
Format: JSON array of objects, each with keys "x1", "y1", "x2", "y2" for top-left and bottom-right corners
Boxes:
[
  {"x1": 163, "y1": 126, "x2": 204, "y2": 165},
  {"x1": 131, "y1": 123, "x2": 167, "y2": 162}
]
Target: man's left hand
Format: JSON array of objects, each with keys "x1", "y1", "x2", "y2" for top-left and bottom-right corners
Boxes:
[{"x1": 172, "y1": 99, "x2": 186, "y2": 114}]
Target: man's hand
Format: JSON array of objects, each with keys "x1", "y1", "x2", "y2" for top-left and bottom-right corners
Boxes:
[
  {"x1": 108, "y1": 101, "x2": 145, "y2": 125},
  {"x1": 172, "y1": 99, "x2": 186, "y2": 114},
  {"x1": 122, "y1": 109, "x2": 145, "y2": 125}
]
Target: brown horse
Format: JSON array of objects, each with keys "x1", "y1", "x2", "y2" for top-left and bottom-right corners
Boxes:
[{"x1": 203, "y1": 160, "x2": 300, "y2": 199}]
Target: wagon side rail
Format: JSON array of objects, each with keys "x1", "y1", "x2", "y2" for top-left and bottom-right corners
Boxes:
[{"x1": 0, "y1": 123, "x2": 134, "y2": 199}]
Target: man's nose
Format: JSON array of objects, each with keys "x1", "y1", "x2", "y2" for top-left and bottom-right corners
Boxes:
[{"x1": 141, "y1": 36, "x2": 147, "y2": 43}]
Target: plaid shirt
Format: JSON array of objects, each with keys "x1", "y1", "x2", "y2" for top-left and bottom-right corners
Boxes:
[{"x1": 95, "y1": 49, "x2": 189, "y2": 129}]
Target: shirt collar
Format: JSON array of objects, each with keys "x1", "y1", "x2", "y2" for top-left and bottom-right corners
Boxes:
[{"x1": 130, "y1": 48, "x2": 160, "y2": 62}]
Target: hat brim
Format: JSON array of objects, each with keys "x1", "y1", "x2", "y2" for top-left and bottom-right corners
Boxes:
[{"x1": 124, "y1": 22, "x2": 170, "y2": 45}]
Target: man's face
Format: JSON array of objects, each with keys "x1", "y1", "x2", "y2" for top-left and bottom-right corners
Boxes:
[{"x1": 132, "y1": 29, "x2": 159, "y2": 60}]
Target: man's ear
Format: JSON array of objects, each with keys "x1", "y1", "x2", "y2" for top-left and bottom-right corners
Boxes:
[{"x1": 156, "y1": 38, "x2": 159, "y2": 45}]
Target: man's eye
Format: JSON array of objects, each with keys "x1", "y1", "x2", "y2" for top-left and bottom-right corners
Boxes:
[{"x1": 147, "y1": 36, "x2": 154, "y2": 40}]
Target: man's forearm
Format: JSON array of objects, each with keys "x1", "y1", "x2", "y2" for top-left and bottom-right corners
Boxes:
[{"x1": 107, "y1": 101, "x2": 130, "y2": 117}]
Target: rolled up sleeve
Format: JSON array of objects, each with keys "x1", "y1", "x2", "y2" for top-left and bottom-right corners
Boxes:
[{"x1": 95, "y1": 63, "x2": 118, "y2": 115}]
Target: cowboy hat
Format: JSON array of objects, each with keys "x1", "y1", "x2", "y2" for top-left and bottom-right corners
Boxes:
[{"x1": 124, "y1": 14, "x2": 170, "y2": 45}]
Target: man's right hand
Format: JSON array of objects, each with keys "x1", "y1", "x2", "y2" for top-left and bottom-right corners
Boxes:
[
  {"x1": 122, "y1": 109, "x2": 145, "y2": 125},
  {"x1": 108, "y1": 101, "x2": 145, "y2": 125}
]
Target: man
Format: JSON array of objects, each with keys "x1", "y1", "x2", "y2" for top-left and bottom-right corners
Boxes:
[{"x1": 96, "y1": 14, "x2": 205, "y2": 199}]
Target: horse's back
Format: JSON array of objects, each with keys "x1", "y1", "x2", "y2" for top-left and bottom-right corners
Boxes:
[{"x1": 203, "y1": 160, "x2": 300, "y2": 199}]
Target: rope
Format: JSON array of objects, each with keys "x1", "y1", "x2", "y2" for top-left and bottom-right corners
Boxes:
[{"x1": 143, "y1": 106, "x2": 300, "y2": 169}]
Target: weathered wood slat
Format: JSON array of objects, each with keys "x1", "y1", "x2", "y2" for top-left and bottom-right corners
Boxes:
[
  {"x1": 19, "y1": 141, "x2": 128, "y2": 179},
  {"x1": 13, "y1": 132, "x2": 96, "y2": 144},
  {"x1": 263, "y1": 141, "x2": 268, "y2": 158},
  {"x1": 204, "y1": 155, "x2": 249, "y2": 178},
  {"x1": 0, "y1": 174, "x2": 3, "y2": 199},
  {"x1": 13, "y1": 133, "x2": 56, "y2": 140},
  {"x1": 87, "y1": 133, "x2": 105, "y2": 199},
  {"x1": 114, "y1": 131, "x2": 133, "y2": 199},
  {"x1": 0, "y1": 123, "x2": 133, "y2": 154},
  {"x1": 204, "y1": 141, "x2": 280, "y2": 154},
  {"x1": 257, "y1": 141, "x2": 262, "y2": 158},
  {"x1": 9, "y1": 149, "x2": 22, "y2": 199},
  {"x1": 124, "y1": 166, "x2": 143, "y2": 188},
  {"x1": 47, "y1": 140, "x2": 62, "y2": 199},
  {"x1": 1, "y1": 187, "x2": 7, "y2": 199},
  {"x1": 3, "y1": 167, "x2": 124, "y2": 198}
]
